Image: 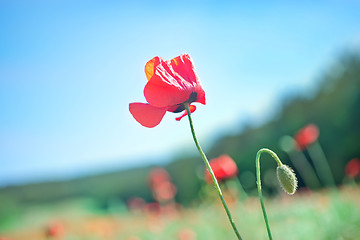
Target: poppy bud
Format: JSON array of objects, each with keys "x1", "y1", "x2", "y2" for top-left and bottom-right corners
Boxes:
[{"x1": 276, "y1": 165, "x2": 297, "y2": 195}]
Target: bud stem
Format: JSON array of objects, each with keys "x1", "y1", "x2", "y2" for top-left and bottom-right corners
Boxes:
[
  {"x1": 185, "y1": 103, "x2": 243, "y2": 240},
  {"x1": 256, "y1": 148, "x2": 283, "y2": 240}
]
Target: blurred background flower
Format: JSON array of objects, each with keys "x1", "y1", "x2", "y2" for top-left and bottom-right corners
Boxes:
[
  {"x1": 345, "y1": 158, "x2": 360, "y2": 179},
  {"x1": 204, "y1": 155, "x2": 238, "y2": 183},
  {"x1": 294, "y1": 124, "x2": 319, "y2": 151}
]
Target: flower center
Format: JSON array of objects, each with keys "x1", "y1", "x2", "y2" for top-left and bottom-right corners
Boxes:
[
  {"x1": 172, "y1": 92, "x2": 198, "y2": 113},
  {"x1": 188, "y1": 92, "x2": 198, "y2": 103}
]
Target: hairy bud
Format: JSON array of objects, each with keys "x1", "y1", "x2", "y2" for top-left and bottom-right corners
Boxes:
[{"x1": 276, "y1": 165, "x2": 297, "y2": 195}]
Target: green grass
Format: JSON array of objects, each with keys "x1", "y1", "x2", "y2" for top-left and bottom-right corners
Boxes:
[{"x1": 1, "y1": 186, "x2": 360, "y2": 240}]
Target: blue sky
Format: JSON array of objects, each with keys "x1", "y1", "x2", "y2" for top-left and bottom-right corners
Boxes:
[{"x1": 1, "y1": 1, "x2": 359, "y2": 186}]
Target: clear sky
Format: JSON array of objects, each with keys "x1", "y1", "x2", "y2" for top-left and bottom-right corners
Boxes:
[{"x1": 1, "y1": 0, "x2": 359, "y2": 186}]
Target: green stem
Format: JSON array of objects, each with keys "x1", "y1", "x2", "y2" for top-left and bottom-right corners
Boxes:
[
  {"x1": 256, "y1": 148, "x2": 282, "y2": 240},
  {"x1": 307, "y1": 141, "x2": 336, "y2": 188},
  {"x1": 185, "y1": 104, "x2": 243, "y2": 240}
]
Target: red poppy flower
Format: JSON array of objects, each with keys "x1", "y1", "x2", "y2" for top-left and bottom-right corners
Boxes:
[
  {"x1": 345, "y1": 158, "x2": 360, "y2": 178},
  {"x1": 148, "y1": 168, "x2": 177, "y2": 202},
  {"x1": 153, "y1": 181, "x2": 177, "y2": 202},
  {"x1": 148, "y1": 167, "x2": 171, "y2": 190},
  {"x1": 129, "y1": 54, "x2": 206, "y2": 128},
  {"x1": 45, "y1": 222, "x2": 64, "y2": 238},
  {"x1": 294, "y1": 124, "x2": 319, "y2": 150},
  {"x1": 204, "y1": 155, "x2": 239, "y2": 183}
]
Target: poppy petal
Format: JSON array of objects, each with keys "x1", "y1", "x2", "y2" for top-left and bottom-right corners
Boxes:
[
  {"x1": 169, "y1": 54, "x2": 198, "y2": 85},
  {"x1": 170, "y1": 54, "x2": 206, "y2": 105},
  {"x1": 175, "y1": 105, "x2": 196, "y2": 121},
  {"x1": 144, "y1": 57, "x2": 205, "y2": 107},
  {"x1": 144, "y1": 64, "x2": 193, "y2": 107},
  {"x1": 129, "y1": 102, "x2": 166, "y2": 128},
  {"x1": 194, "y1": 85, "x2": 206, "y2": 105},
  {"x1": 145, "y1": 56, "x2": 162, "y2": 81}
]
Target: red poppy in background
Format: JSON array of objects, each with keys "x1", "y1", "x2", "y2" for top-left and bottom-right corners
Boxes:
[
  {"x1": 294, "y1": 124, "x2": 319, "y2": 150},
  {"x1": 129, "y1": 54, "x2": 206, "y2": 128},
  {"x1": 345, "y1": 158, "x2": 360, "y2": 178},
  {"x1": 45, "y1": 222, "x2": 64, "y2": 238},
  {"x1": 148, "y1": 168, "x2": 177, "y2": 202},
  {"x1": 148, "y1": 168, "x2": 171, "y2": 190},
  {"x1": 204, "y1": 155, "x2": 239, "y2": 183}
]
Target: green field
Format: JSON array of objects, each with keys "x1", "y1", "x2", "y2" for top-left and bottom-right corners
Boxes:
[{"x1": 1, "y1": 185, "x2": 359, "y2": 240}]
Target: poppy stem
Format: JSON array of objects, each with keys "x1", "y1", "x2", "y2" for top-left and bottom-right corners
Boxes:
[
  {"x1": 306, "y1": 141, "x2": 336, "y2": 188},
  {"x1": 185, "y1": 103, "x2": 243, "y2": 240},
  {"x1": 256, "y1": 148, "x2": 283, "y2": 240}
]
